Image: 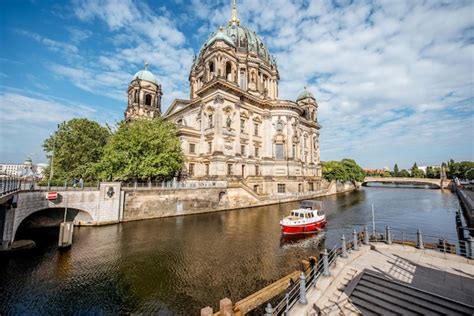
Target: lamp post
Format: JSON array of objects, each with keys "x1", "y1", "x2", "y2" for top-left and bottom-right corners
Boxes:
[{"x1": 47, "y1": 129, "x2": 58, "y2": 190}]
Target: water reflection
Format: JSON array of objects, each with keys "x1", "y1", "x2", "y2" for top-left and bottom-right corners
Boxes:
[{"x1": 1, "y1": 187, "x2": 460, "y2": 314}]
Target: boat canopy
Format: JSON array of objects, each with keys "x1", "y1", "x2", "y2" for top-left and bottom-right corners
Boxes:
[{"x1": 300, "y1": 200, "x2": 322, "y2": 210}]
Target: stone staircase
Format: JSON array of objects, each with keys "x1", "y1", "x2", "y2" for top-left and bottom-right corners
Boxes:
[
  {"x1": 349, "y1": 272, "x2": 474, "y2": 315},
  {"x1": 318, "y1": 268, "x2": 362, "y2": 315}
]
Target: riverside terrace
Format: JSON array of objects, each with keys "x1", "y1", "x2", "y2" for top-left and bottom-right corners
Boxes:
[{"x1": 202, "y1": 227, "x2": 474, "y2": 315}]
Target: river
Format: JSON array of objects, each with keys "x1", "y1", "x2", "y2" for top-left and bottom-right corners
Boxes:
[{"x1": 0, "y1": 186, "x2": 461, "y2": 314}]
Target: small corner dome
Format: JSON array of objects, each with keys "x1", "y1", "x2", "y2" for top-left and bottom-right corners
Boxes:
[
  {"x1": 297, "y1": 87, "x2": 315, "y2": 102},
  {"x1": 207, "y1": 27, "x2": 235, "y2": 48},
  {"x1": 133, "y1": 63, "x2": 158, "y2": 85}
]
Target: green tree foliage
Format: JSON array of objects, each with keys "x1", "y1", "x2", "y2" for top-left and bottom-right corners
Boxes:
[
  {"x1": 426, "y1": 166, "x2": 440, "y2": 179},
  {"x1": 392, "y1": 164, "x2": 399, "y2": 177},
  {"x1": 410, "y1": 162, "x2": 425, "y2": 178},
  {"x1": 399, "y1": 169, "x2": 410, "y2": 177},
  {"x1": 97, "y1": 118, "x2": 184, "y2": 181},
  {"x1": 466, "y1": 168, "x2": 474, "y2": 180},
  {"x1": 322, "y1": 159, "x2": 365, "y2": 182},
  {"x1": 445, "y1": 159, "x2": 474, "y2": 179},
  {"x1": 43, "y1": 118, "x2": 111, "y2": 183}
]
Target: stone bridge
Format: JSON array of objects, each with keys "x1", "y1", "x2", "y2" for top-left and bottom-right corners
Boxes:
[
  {"x1": 0, "y1": 182, "x2": 123, "y2": 250},
  {"x1": 362, "y1": 177, "x2": 452, "y2": 189}
]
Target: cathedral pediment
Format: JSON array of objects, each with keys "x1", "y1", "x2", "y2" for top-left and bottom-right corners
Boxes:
[{"x1": 163, "y1": 99, "x2": 191, "y2": 117}]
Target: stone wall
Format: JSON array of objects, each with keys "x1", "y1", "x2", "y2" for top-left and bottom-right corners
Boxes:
[
  {"x1": 122, "y1": 180, "x2": 357, "y2": 222},
  {"x1": 122, "y1": 187, "x2": 228, "y2": 221}
]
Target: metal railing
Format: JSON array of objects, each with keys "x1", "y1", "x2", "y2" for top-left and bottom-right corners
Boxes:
[
  {"x1": 1, "y1": 177, "x2": 24, "y2": 196},
  {"x1": 122, "y1": 180, "x2": 227, "y2": 190},
  {"x1": 368, "y1": 226, "x2": 473, "y2": 257},
  {"x1": 272, "y1": 245, "x2": 339, "y2": 315},
  {"x1": 266, "y1": 226, "x2": 474, "y2": 315}
]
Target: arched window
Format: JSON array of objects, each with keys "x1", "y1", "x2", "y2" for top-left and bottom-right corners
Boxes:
[
  {"x1": 209, "y1": 61, "x2": 215, "y2": 78},
  {"x1": 226, "y1": 62, "x2": 232, "y2": 81},
  {"x1": 145, "y1": 94, "x2": 152, "y2": 106}
]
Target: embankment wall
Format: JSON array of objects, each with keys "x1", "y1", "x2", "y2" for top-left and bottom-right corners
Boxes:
[{"x1": 122, "y1": 180, "x2": 357, "y2": 222}]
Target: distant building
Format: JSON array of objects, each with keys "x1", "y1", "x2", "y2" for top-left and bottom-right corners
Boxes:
[{"x1": 0, "y1": 158, "x2": 44, "y2": 178}]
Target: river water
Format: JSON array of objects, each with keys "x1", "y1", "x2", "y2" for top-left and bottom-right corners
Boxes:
[{"x1": 0, "y1": 186, "x2": 460, "y2": 314}]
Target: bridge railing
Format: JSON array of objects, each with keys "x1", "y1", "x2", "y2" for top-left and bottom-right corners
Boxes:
[{"x1": 0, "y1": 177, "x2": 23, "y2": 197}]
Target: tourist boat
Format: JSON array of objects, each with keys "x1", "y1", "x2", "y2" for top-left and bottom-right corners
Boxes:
[{"x1": 280, "y1": 200, "x2": 327, "y2": 235}]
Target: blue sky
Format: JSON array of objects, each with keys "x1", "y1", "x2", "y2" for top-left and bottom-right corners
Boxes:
[{"x1": 0, "y1": 0, "x2": 473, "y2": 169}]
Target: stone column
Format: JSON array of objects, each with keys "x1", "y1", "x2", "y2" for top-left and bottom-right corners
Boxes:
[
  {"x1": 416, "y1": 229, "x2": 424, "y2": 249},
  {"x1": 341, "y1": 235, "x2": 348, "y2": 258}
]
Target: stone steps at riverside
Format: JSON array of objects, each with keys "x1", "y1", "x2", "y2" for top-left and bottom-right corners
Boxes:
[
  {"x1": 349, "y1": 272, "x2": 474, "y2": 315},
  {"x1": 319, "y1": 268, "x2": 361, "y2": 316}
]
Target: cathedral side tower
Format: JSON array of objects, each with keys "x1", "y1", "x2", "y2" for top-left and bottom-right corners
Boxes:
[{"x1": 125, "y1": 63, "x2": 162, "y2": 121}]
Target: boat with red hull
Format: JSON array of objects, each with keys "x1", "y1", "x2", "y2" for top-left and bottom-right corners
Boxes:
[{"x1": 280, "y1": 200, "x2": 326, "y2": 235}]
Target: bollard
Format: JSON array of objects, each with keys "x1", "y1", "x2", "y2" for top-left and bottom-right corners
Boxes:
[
  {"x1": 341, "y1": 235, "x2": 348, "y2": 258},
  {"x1": 285, "y1": 293, "x2": 290, "y2": 314},
  {"x1": 468, "y1": 237, "x2": 474, "y2": 259},
  {"x1": 353, "y1": 228, "x2": 359, "y2": 251},
  {"x1": 364, "y1": 226, "x2": 369, "y2": 245},
  {"x1": 322, "y1": 249, "x2": 331, "y2": 276},
  {"x1": 200, "y1": 307, "x2": 213, "y2": 316},
  {"x1": 299, "y1": 271, "x2": 307, "y2": 305},
  {"x1": 386, "y1": 226, "x2": 392, "y2": 245},
  {"x1": 416, "y1": 229, "x2": 424, "y2": 249},
  {"x1": 264, "y1": 303, "x2": 273, "y2": 316}
]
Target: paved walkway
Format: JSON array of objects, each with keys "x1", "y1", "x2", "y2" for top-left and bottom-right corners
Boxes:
[{"x1": 290, "y1": 243, "x2": 474, "y2": 315}]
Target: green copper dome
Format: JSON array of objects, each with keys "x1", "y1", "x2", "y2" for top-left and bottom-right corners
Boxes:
[
  {"x1": 297, "y1": 87, "x2": 315, "y2": 101},
  {"x1": 198, "y1": 24, "x2": 274, "y2": 65},
  {"x1": 133, "y1": 63, "x2": 158, "y2": 85},
  {"x1": 206, "y1": 28, "x2": 235, "y2": 48}
]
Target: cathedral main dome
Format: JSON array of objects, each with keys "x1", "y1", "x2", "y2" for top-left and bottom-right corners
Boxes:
[{"x1": 194, "y1": 1, "x2": 275, "y2": 68}]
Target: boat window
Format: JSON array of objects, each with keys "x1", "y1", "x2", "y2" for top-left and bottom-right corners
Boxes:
[
  {"x1": 291, "y1": 212, "x2": 295, "y2": 216},
  {"x1": 299, "y1": 213, "x2": 304, "y2": 218}
]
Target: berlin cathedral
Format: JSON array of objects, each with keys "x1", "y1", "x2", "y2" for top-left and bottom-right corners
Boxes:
[{"x1": 124, "y1": 1, "x2": 322, "y2": 196}]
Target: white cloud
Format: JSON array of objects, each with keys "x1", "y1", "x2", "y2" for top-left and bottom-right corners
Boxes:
[
  {"x1": 16, "y1": 29, "x2": 79, "y2": 56},
  {"x1": 0, "y1": 89, "x2": 118, "y2": 163}
]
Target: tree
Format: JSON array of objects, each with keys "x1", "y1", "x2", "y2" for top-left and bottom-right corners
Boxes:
[
  {"x1": 466, "y1": 168, "x2": 474, "y2": 180},
  {"x1": 399, "y1": 169, "x2": 410, "y2": 177},
  {"x1": 322, "y1": 159, "x2": 365, "y2": 182},
  {"x1": 392, "y1": 164, "x2": 399, "y2": 177},
  {"x1": 43, "y1": 118, "x2": 111, "y2": 183},
  {"x1": 426, "y1": 166, "x2": 440, "y2": 179},
  {"x1": 444, "y1": 159, "x2": 474, "y2": 179},
  {"x1": 410, "y1": 162, "x2": 425, "y2": 178},
  {"x1": 97, "y1": 118, "x2": 184, "y2": 181}
]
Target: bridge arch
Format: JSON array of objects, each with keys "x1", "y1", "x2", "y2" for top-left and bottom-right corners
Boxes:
[{"x1": 12, "y1": 206, "x2": 95, "y2": 242}]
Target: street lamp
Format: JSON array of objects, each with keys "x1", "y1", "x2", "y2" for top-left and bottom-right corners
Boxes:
[{"x1": 47, "y1": 130, "x2": 57, "y2": 190}]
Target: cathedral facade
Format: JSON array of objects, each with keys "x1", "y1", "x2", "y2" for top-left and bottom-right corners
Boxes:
[{"x1": 124, "y1": 2, "x2": 322, "y2": 196}]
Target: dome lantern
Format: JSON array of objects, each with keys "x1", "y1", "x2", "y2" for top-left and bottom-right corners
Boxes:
[
  {"x1": 297, "y1": 86, "x2": 316, "y2": 102},
  {"x1": 133, "y1": 62, "x2": 158, "y2": 85}
]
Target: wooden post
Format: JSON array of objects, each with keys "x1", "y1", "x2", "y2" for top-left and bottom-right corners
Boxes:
[
  {"x1": 200, "y1": 306, "x2": 213, "y2": 316},
  {"x1": 220, "y1": 298, "x2": 233, "y2": 316}
]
